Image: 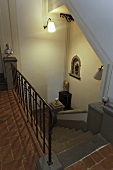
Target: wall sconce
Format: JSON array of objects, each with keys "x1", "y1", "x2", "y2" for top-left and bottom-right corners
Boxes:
[
  {"x1": 94, "y1": 65, "x2": 103, "y2": 80},
  {"x1": 43, "y1": 18, "x2": 56, "y2": 33}
]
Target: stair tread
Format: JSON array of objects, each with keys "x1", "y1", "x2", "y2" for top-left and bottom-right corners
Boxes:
[
  {"x1": 45, "y1": 126, "x2": 65, "y2": 135},
  {"x1": 53, "y1": 127, "x2": 67, "y2": 134},
  {"x1": 52, "y1": 128, "x2": 75, "y2": 141},
  {"x1": 53, "y1": 126, "x2": 60, "y2": 131},
  {"x1": 46, "y1": 127, "x2": 72, "y2": 138},
  {"x1": 57, "y1": 134, "x2": 108, "y2": 168},
  {"x1": 53, "y1": 131, "x2": 94, "y2": 153},
  {"x1": 52, "y1": 130, "x2": 83, "y2": 146}
]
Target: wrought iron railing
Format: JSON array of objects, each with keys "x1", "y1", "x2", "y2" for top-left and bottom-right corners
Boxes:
[{"x1": 11, "y1": 64, "x2": 56, "y2": 165}]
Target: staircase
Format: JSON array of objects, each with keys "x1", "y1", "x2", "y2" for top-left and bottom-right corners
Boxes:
[
  {"x1": 52, "y1": 125, "x2": 108, "y2": 169},
  {"x1": 0, "y1": 73, "x2": 8, "y2": 90},
  {"x1": 10, "y1": 64, "x2": 110, "y2": 170}
]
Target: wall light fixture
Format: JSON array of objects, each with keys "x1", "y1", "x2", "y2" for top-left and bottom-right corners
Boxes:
[
  {"x1": 94, "y1": 65, "x2": 103, "y2": 80},
  {"x1": 43, "y1": 18, "x2": 56, "y2": 33}
]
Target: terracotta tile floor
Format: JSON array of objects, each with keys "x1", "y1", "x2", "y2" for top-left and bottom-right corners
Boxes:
[
  {"x1": 0, "y1": 90, "x2": 42, "y2": 170},
  {"x1": 1, "y1": 90, "x2": 113, "y2": 170},
  {"x1": 65, "y1": 143, "x2": 113, "y2": 170}
]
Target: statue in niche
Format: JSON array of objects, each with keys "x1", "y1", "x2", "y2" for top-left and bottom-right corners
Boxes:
[
  {"x1": 69, "y1": 55, "x2": 81, "y2": 80},
  {"x1": 74, "y1": 62, "x2": 79, "y2": 75}
]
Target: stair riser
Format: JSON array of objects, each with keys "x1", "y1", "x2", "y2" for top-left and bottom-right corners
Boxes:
[
  {"x1": 0, "y1": 73, "x2": 4, "y2": 78},
  {"x1": 0, "y1": 78, "x2": 6, "y2": 82},
  {"x1": 0, "y1": 84, "x2": 8, "y2": 90}
]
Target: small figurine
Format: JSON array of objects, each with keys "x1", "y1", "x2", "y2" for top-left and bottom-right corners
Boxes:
[
  {"x1": 63, "y1": 80, "x2": 69, "y2": 91},
  {"x1": 4, "y1": 44, "x2": 14, "y2": 57}
]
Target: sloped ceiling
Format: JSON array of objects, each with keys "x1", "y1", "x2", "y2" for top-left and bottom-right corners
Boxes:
[{"x1": 50, "y1": 5, "x2": 70, "y2": 14}]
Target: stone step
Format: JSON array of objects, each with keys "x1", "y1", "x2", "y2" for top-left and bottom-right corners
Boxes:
[
  {"x1": 57, "y1": 134, "x2": 108, "y2": 168},
  {"x1": 53, "y1": 126, "x2": 66, "y2": 134},
  {"x1": 52, "y1": 130, "x2": 83, "y2": 147},
  {"x1": 53, "y1": 131, "x2": 94, "y2": 154},
  {"x1": 0, "y1": 83, "x2": 8, "y2": 90},
  {"x1": 45, "y1": 126, "x2": 65, "y2": 136},
  {"x1": 52, "y1": 128, "x2": 75, "y2": 141}
]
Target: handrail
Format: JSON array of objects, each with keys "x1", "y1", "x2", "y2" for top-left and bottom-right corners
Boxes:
[{"x1": 11, "y1": 63, "x2": 56, "y2": 165}]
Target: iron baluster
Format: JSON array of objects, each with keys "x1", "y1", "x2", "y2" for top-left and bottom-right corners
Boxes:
[
  {"x1": 21, "y1": 77, "x2": 24, "y2": 107},
  {"x1": 28, "y1": 86, "x2": 33, "y2": 127},
  {"x1": 23, "y1": 80, "x2": 26, "y2": 112},
  {"x1": 13, "y1": 69, "x2": 17, "y2": 89},
  {"x1": 15, "y1": 71, "x2": 18, "y2": 93},
  {"x1": 18, "y1": 75, "x2": 22, "y2": 103},
  {"x1": 12, "y1": 66, "x2": 15, "y2": 86},
  {"x1": 17, "y1": 73, "x2": 20, "y2": 98},
  {"x1": 24, "y1": 81, "x2": 29, "y2": 121},
  {"x1": 31, "y1": 90, "x2": 33, "y2": 127},
  {"x1": 43, "y1": 102, "x2": 46, "y2": 153},
  {"x1": 47, "y1": 110, "x2": 53, "y2": 165},
  {"x1": 20, "y1": 75, "x2": 23, "y2": 104},
  {"x1": 32, "y1": 92, "x2": 35, "y2": 130},
  {"x1": 35, "y1": 92, "x2": 38, "y2": 139},
  {"x1": 39, "y1": 100, "x2": 42, "y2": 137},
  {"x1": 12, "y1": 66, "x2": 17, "y2": 89}
]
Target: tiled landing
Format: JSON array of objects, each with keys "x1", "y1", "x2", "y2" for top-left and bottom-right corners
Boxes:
[
  {"x1": 65, "y1": 143, "x2": 113, "y2": 170},
  {"x1": 0, "y1": 90, "x2": 42, "y2": 170}
]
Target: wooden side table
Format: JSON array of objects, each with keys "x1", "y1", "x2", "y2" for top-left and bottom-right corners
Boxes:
[{"x1": 49, "y1": 101, "x2": 64, "y2": 114}]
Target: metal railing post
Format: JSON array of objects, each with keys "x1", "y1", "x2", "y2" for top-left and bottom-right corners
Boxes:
[{"x1": 47, "y1": 110, "x2": 53, "y2": 165}]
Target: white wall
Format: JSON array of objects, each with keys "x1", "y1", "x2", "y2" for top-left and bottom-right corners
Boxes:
[
  {"x1": 16, "y1": 0, "x2": 66, "y2": 102},
  {"x1": 0, "y1": 0, "x2": 13, "y2": 73},
  {"x1": 0, "y1": 21, "x2": 3, "y2": 73},
  {"x1": 67, "y1": 22, "x2": 101, "y2": 109},
  {"x1": 65, "y1": 0, "x2": 113, "y2": 103}
]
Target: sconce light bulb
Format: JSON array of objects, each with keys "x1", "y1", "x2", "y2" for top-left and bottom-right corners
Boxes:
[{"x1": 48, "y1": 21, "x2": 56, "y2": 33}]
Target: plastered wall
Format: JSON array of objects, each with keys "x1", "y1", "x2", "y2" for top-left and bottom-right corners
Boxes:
[
  {"x1": 16, "y1": 0, "x2": 66, "y2": 102},
  {"x1": 67, "y1": 22, "x2": 102, "y2": 109}
]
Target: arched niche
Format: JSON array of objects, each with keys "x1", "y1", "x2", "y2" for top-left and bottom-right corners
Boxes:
[{"x1": 69, "y1": 55, "x2": 81, "y2": 80}]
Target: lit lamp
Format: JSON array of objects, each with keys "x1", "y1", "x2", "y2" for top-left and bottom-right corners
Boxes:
[
  {"x1": 94, "y1": 65, "x2": 103, "y2": 80},
  {"x1": 43, "y1": 18, "x2": 56, "y2": 33}
]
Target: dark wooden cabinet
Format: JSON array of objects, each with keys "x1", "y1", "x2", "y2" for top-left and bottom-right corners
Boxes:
[{"x1": 59, "y1": 91, "x2": 72, "y2": 110}]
